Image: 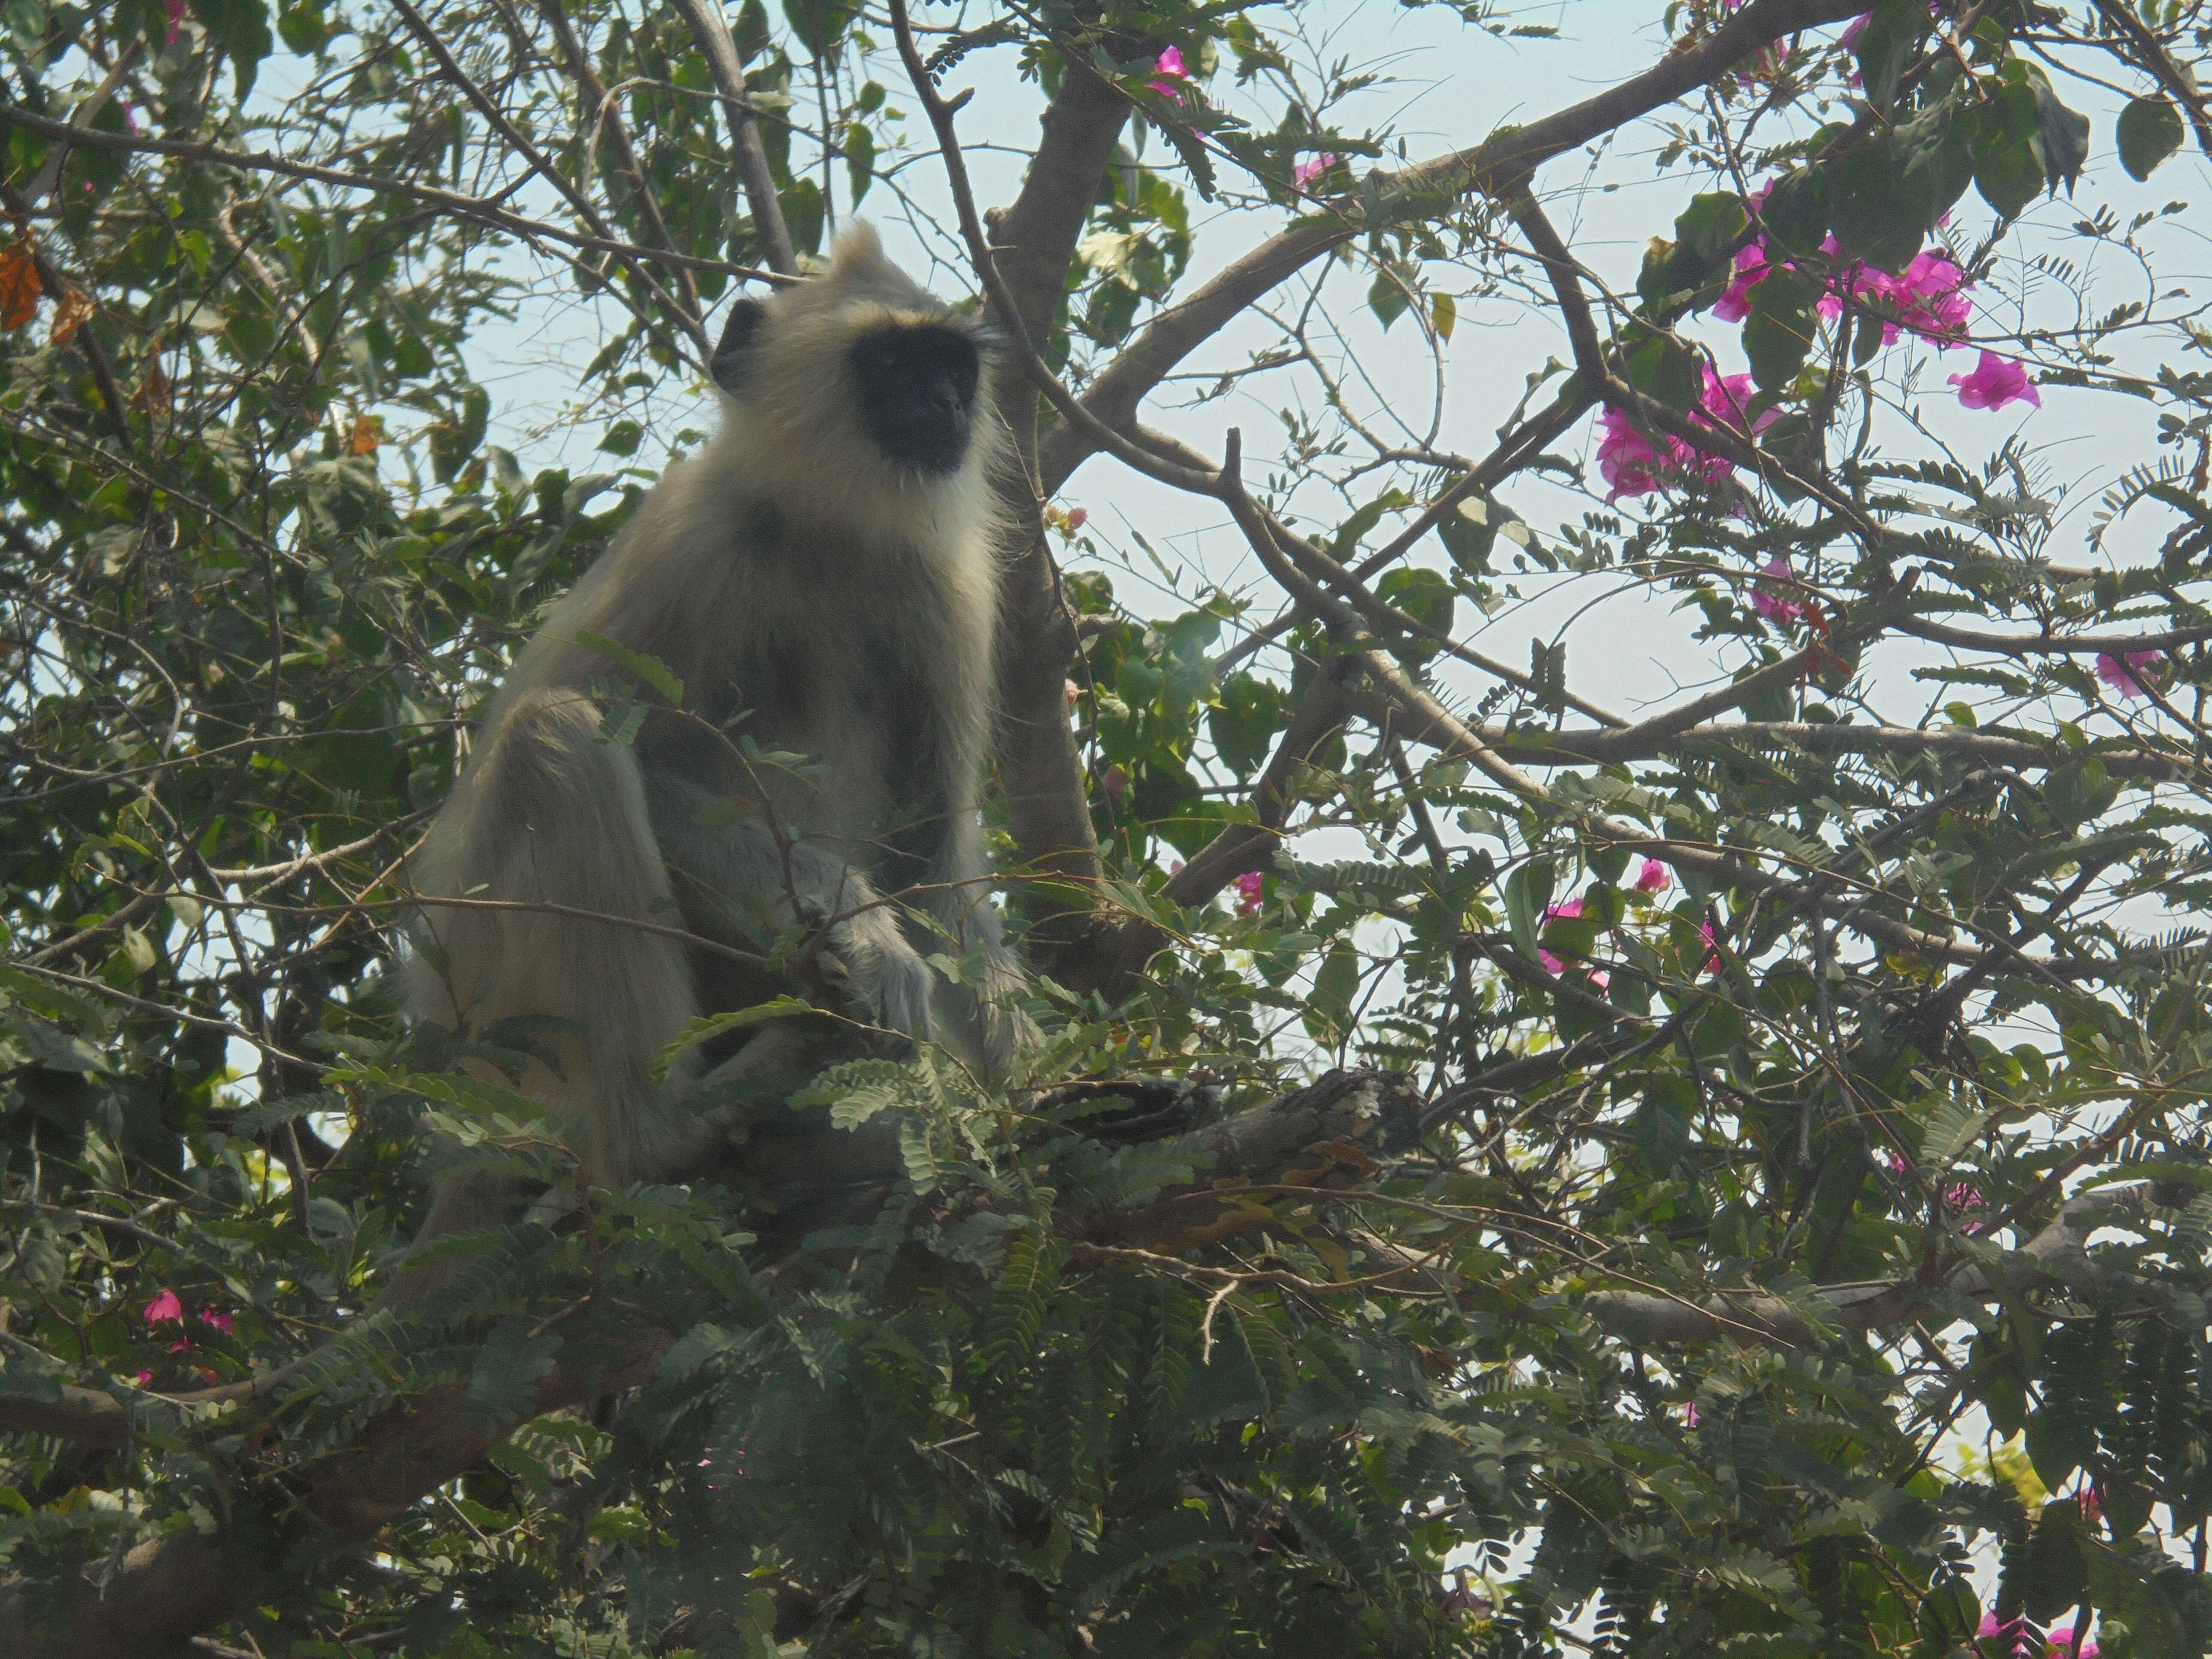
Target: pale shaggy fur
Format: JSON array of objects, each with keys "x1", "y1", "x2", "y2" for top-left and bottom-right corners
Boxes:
[{"x1": 398, "y1": 226, "x2": 1025, "y2": 1273}]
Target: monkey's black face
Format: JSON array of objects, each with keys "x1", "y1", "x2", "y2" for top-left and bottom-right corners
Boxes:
[{"x1": 850, "y1": 324, "x2": 981, "y2": 475}]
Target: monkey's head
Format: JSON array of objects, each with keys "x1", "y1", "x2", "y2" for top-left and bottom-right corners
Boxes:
[{"x1": 708, "y1": 225, "x2": 999, "y2": 489}]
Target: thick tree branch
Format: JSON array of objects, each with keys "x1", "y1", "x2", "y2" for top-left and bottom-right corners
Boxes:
[
  {"x1": 535, "y1": 0, "x2": 705, "y2": 323},
  {"x1": 669, "y1": 0, "x2": 798, "y2": 277},
  {"x1": 1341, "y1": 697, "x2": 2190, "y2": 782},
  {"x1": 1580, "y1": 1187, "x2": 2127, "y2": 1347}
]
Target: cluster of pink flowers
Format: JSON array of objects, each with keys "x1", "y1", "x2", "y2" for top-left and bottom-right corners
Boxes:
[
  {"x1": 2095, "y1": 649, "x2": 2164, "y2": 699},
  {"x1": 1596, "y1": 365, "x2": 1778, "y2": 501},
  {"x1": 1232, "y1": 869, "x2": 1265, "y2": 915},
  {"x1": 1148, "y1": 46, "x2": 1189, "y2": 105},
  {"x1": 1526, "y1": 868, "x2": 1687, "y2": 987},
  {"x1": 1946, "y1": 1181, "x2": 1989, "y2": 1235},
  {"x1": 1750, "y1": 555, "x2": 1809, "y2": 625},
  {"x1": 1716, "y1": 232, "x2": 1972, "y2": 352},
  {"x1": 1535, "y1": 897, "x2": 1606, "y2": 988},
  {"x1": 137, "y1": 1289, "x2": 233, "y2": 1386},
  {"x1": 1976, "y1": 1613, "x2": 2099, "y2": 1659}
]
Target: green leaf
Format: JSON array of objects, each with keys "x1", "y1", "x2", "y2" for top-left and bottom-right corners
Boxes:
[
  {"x1": 1303, "y1": 941, "x2": 1360, "y2": 1043},
  {"x1": 782, "y1": 0, "x2": 853, "y2": 59},
  {"x1": 1503, "y1": 859, "x2": 1555, "y2": 961},
  {"x1": 2028, "y1": 67, "x2": 2092, "y2": 193},
  {"x1": 1971, "y1": 81, "x2": 2045, "y2": 219},
  {"x1": 2118, "y1": 96, "x2": 2185, "y2": 182},
  {"x1": 844, "y1": 122, "x2": 875, "y2": 206},
  {"x1": 1367, "y1": 268, "x2": 1409, "y2": 331},
  {"x1": 1429, "y1": 291, "x2": 1455, "y2": 341},
  {"x1": 571, "y1": 630, "x2": 684, "y2": 705},
  {"x1": 275, "y1": 0, "x2": 324, "y2": 52},
  {"x1": 463, "y1": 1318, "x2": 563, "y2": 1431},
  {"x1": 1742, "y1": 267, "x2": 1821, "y2": 392},
  {"x1": 1826, "y1": 134, "x2": 1928, "y2": 272},
  {"x1": 1853, "y1": 0, "x2": 1927, "y2": 114}
]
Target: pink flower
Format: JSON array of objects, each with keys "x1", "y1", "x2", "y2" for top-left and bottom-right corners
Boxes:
[
  {"x1": 1950, "y1": 351, "x2": 2040, "y2": 411},
  {"x1": 132, "y1": 1370, "x2": 152, "y2": 1386},
  {"x1": 143, "y1": 1290, "x2": 185, "y2": 1324},
  {"x1": 1888, "y1": 250, "x2": 1972, "y2": 344},
  {"x1": 1148, "y1": 46, "x2": 1188, "y2": 104},
  {"x1": 1877, "y1": 1148, "x2": 1907, "y2": 1173},
  {"x1": 1232, "y1": 870, "x2": 1264, "y2": 915},
  {"x1": 164, "y1": 0, "x2": 188, "y2": 46},
  {"x1": 1596, "y1": 366, "x2": 1777, "y2": 501},
  {"x1": 2095, "y1": 650, "x2": 2163, "y2": 699},
  {"x1": 1945, "y1": 1182, "x2": 1984, "y2": 1209},
  {"x1": 1634, "y1": 859, "x2": 1670, "y2": 893},
  {"x1": 1839, "y1": 12, "x2": 1871, "y2": 52},
  {"x1": 2048, "y1": 1642, "x2": 2098, "y2": 1659},
  {"x1": 200, "y1": 1309, "x2": 233, "y2": 1334},
  {"x1": 1750, "y1": 555, "x2": 1806, "y2": 625},
  {"x1": 1682, "y1": 1401, "x2": 1700, "y2": 1428},
  {"x1": 2077, "y1": 1484, "x2": 2104, "y2": 1525},
  {"x1": 1065, "y1": 506, "x2": 1088, "y2": 532},
  {"x1": 1711, "y1": 240, "x2": 1773, "y2": 324},
  {"x1": 1293, "y1": 153, "x2": 1339, "y2": 191},
  {"x1": 1543, "y1": 899, "x2": 1583, "y2": 922},
  {"x1": 1698, "y1": 917, "x2": 1722, "y2": 974}
]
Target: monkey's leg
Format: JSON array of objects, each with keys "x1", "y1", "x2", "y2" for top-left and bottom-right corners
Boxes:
[{"x1": 408, "y1": 686, "x2": 711, "y2": 1191}]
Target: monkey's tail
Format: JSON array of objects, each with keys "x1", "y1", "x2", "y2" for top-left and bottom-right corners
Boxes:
[{"x1": 405, "y1": 685, "x2": 702, "y2": 1186}]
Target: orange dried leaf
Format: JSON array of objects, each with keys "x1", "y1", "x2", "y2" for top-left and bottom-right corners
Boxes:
[
  {"x1": 346, "y1": 413, "x2": 380, "y2": 455},
  {"x1": 0, "y1": 240, "x2": 42, "y2": 331},
  {"x1": 134, "y1": 355, "x2": 171, "y2": 415},
  {"x1": 49, "y1": 286, "x2": 93, "y2": 347}
]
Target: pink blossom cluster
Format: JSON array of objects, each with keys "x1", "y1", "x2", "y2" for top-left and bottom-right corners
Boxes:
[
  {"x1": 1596, "y1": 365, "x2": 1778, "y2": 501},
  {"x1": 1751, "y1": 555, "x2": 1808, "y2": 625},
  {"x1": 137, "y1": 1288, "x2": 234, "y2": 1386},
  {"x1": 1524, "y1": 866, "x2": 1681, "y2": 988},
  {"x1": 1148, "y1": 46, "x2": 1188, "y2": 105},
  {"x1": 2095, "y1": 649, "x2": 2163, "y2": 699},
  {"x1": 1714, "y1": 228, "x2": 1971, "y2": 351},
  {"x1": 1536, "y1": 896, "x2": 1604, "y2": 988},
  {"x1": 1976, "y1": 1613, "x2": 2099, "y2": 1659},
  {"x1": 1232, "y1": 869, "x2": 1265, "y2": 915}
]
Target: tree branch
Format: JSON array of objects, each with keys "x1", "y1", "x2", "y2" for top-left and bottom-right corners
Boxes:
[{"x1": 669, "y1": 0, "x2": 798, "y2": 277}]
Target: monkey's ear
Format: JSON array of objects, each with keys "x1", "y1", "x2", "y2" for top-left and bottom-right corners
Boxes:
[{"x1": 710, "y1": 297, "x2": 768, "y2": 393}]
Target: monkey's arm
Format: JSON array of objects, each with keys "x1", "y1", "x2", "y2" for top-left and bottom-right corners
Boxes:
[{"x1": 642, "y1": 769, "x2": 942, "y2": 1048}]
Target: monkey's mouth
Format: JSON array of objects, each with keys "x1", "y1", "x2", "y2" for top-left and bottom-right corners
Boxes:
[{"x1": 871, "y1": 418, "x2": 972, "y2": 477}]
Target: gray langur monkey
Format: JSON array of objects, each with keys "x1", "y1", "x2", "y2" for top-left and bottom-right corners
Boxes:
[{"x1": 398, "y1": 225, "x2": 1031, "y2": 1276}]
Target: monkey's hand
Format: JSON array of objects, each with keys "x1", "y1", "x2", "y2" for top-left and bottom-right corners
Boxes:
[{"x1": 817, "y1": 901, "x2": 940, "y2": 1047}]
